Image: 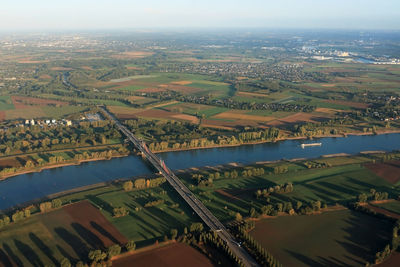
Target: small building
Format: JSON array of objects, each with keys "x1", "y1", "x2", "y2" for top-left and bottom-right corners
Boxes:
[
  {"x1": 51, "y1": 119, "x2": 56, "y2": 124},
  {"x1": 30, "y1": 119, "x2": 35, "y2": 126},
  {"x1": 66, "y1": 120, "x2": 72, "y2": 126},
  {"x1": 45, "y1": 119, "x2": 50, "y2": 124},
  {"x1": 25, "y1": 119, "x2": 30, "y2": 125}
]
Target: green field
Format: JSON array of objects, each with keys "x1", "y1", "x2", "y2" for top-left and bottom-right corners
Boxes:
[
  {"x1": 119, "y1": 85, "x2": 147, "y2": 91},
  {"x1": 375, "y1": 201, "x2": 400, "y2": 215},
  {"x1": 186, "y1": 159, "x2": 395, "y2": 222},
  {"x1": 0, "y1": 96, "x2": 15, "y2": 111},
  {"x1": 42, "y1": 106, "x2": 87, "y2": 118},
  {"x1": 249, "y1": 209, "x2": 392, "y2": 266}
]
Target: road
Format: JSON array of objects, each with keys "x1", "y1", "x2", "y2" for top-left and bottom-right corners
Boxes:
[{"x1": 100, "y1": 106, "x2": 259, "y2": 267}]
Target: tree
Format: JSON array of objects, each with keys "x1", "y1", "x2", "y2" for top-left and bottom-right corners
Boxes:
[
  {"x1": 249, "y1": 207, "x2": 257, "y2": 218},
  {"x1": 88, "y1": 250, "x2": 106, "y2": 263},
  {"x1": 52, "y1": 199, "x2": 62, "y2": 209},
  {"x1": 134, "y1": 178, "x2": 146, "y2": 189},
  {"x1": 75, "y1": 261, "x2": 88, "y2": 267},
  {"x1": 125, "y1": 240, "x2": 136, "y2": 251},
  {"x1": 235, "y1": 212, "x2": 243, "y2": 221},
  {"x1": 107, "y1": 244, "x2": 121, "y2": 259},
  {"x1": 24, "y1": 209, "x2": 31, "y2": 218},
  {"x1": 39, "y1": 201, "x2": 52, "y2": 213},
  {"x1": 59, "y1": 257, "x2": 71, "y2": 267},
  {"x1": 170, "y1": 229, "x2": 178, "y2": 240},
  {"x1": 190, "y1": 222, "x2": 204, "y2": 233},
  {"x1": 358, "y1": 193, "x2": 368, "y2": 203},
  {"x1": 123, "y1": 181, "x2": 133, "y2": 191}
]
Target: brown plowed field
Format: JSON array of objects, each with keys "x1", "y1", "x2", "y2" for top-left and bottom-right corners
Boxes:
[
  {"x1": 62, "y1": 200, "x2": 128, "y2": 247},
  {"x1": 0, "y1": 111, "x2": 5, "y2": 121},
  {"x1": 277, "y1": 112, "x2": 322, "y2": 123},
  {"x1": 11, "y1": 96, "x2": 68, "y2": 109},
  {"x1": 365, "y1": 161, "x2": 400, "y2": 184},
  {"x1": 113, "y1": 243, "x2": 213, "y2": 267},
  {"x1": 324, "y1": 99, "x2": 369, "y2": 109},
  {"x1": 378, "y1": 252, "x2": 400, "y2": 266}
]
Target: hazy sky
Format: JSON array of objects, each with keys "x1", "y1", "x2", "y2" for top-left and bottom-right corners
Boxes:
[{"x1": 1, "y1": 0, "x2": 399, "y2": 31}]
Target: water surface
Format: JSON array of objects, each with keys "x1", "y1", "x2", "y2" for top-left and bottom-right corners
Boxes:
[{"x1": 0, "y1": 133, "x2": 399, "y2": 210}]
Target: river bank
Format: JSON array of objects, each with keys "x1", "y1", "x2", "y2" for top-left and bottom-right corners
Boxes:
[
  {"x1": 149, "y1": 129, "x2": 400, "y2": 154},
  {"x1": 0, "y1": 153, "x2": 129, "y2": 181}
]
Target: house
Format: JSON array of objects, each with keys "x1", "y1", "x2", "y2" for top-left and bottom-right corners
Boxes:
[{"x1": 30, "y1": 119, "x2": 35, "y2": 125}]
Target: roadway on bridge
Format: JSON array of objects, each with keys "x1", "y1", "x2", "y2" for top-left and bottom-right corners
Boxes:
[{"x1": 100, "y1": 107, "x2": 259, "y2": 267}]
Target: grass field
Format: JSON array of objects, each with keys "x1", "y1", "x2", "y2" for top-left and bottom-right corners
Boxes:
[
  {"x1": 249, "y1": 210, "x2": 392, "y2": 266},
  {"x1": 0, "y1": 96, "x2": 15, "y2": 111},
  {"x1": 187, "y1": 159, "x2": 395, "y2": 222},
  {"x1": 0, "y1": 201, "x2": 126, "y2": 266}
]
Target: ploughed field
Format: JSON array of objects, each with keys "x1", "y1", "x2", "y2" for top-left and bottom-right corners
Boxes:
[
  {"x1": 112, "y1": 242, "x2": 213, "y2": 267},
  {"x1": 0, "y1": 201, "x2": 127, "y2": 267},
  {"x1": 249, "y1": 209, "x2": 392, "y2": 267}
]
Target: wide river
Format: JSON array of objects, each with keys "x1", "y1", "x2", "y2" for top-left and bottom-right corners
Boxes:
[{"x1": 0, "y1": 133, "x2": 399, "y2": 210}]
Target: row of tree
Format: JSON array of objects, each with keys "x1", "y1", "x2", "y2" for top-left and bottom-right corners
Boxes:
[
  {"x1": 234, "y1": 222, "x2": 282, "y2": 267},
  {"x1": 255, "y1": 182, "x2": 294, "y2": 198}
]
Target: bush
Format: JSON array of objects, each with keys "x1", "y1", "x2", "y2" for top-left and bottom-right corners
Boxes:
[
  {"x1": 107, "y1": 244, "x2": 121, "y2": 259},
  {"x1": 113, "y1": 207, "x2": 129, "y2": 217},
  {"x1": 59, "y1": 257, "x2": 71, "y2": 267},
  {"x1": 52, "y1": 198, "x2": 62, "y2": 209},
  {"x1": 125, "y1": 240, "x2": 136, "y2": 251},
  {"x1": 190, "y1": 222, "x2": 204, "y2": 233},
  {"x1": 123, "y1": 181, "x2": 133, "y2": 191},
  {"x1": 88, "y1": 250, "x2": 106, "y2": 263}
]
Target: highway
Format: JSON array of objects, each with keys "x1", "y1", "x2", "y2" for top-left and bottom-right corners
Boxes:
[{"x1": 100, "y1": 106, "x2": 259, "y2": 267}]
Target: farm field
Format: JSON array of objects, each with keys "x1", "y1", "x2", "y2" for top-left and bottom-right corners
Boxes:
[
  {"x1": 0, "y1": 95, "x2": 87, "y2": 120},
  {"x1": 0, "y1": 201, "x2": 127, "y2": 266},
  {"x1": 365, "y1": 161, "x2": 400, "y2": 185},
  {"x1": 249, "y1": 210, "x2": 393, "y2": 266},
  {"x1": 58, "y1": 183, "x2": 198, "y2": 247},
  {"x1": 112, "y1": 242, "x2": 213, "y2": 267}
]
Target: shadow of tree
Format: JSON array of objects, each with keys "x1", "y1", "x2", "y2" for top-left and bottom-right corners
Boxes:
[
  {"x1": 90, "y1": 221, "x2": 120, "y2": 245},
  {"x1": 14, "y1": 239, "x2": 43, "y2": 267},
  {"x1": 29, "y1": 232, "x2": 58, "y2": 266},
  {"x1": 54, "y1": 227, "x2": 88, "y2": 259},
  {"x1": 2, "y1": 243, "x2": 22, "y2": 266},
  {"x1": 0, "y1": 248, "x2": 12, "y2": 267},
  {"x1": 71, "y1": 223, "x2": 104, "y2": 250},
  {"x1": 56, "y1": 245, "x2": 74, "y2": 262}
]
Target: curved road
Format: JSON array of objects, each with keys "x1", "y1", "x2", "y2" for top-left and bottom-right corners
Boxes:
[{"x1": 100, "y1": 107, "x2": 259, "y2": 267}]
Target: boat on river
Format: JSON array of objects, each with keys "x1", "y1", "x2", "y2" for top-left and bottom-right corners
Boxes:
[{"x1": 301, "y1": 143, "x2": 322, "y2": 148}]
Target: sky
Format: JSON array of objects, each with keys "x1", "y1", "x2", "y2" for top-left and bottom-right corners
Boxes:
[{"x1": 0, "y1": 0, "x2": 399, "y2": 31}]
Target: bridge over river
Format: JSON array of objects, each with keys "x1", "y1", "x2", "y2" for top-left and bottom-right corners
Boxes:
[{"x1": 100, "y1": 106, "x2": 259, "y2": 267}]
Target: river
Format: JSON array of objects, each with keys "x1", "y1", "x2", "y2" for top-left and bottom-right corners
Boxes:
[{"x1": 0, "y1": 133, "x2": 399, "y2": 210}]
